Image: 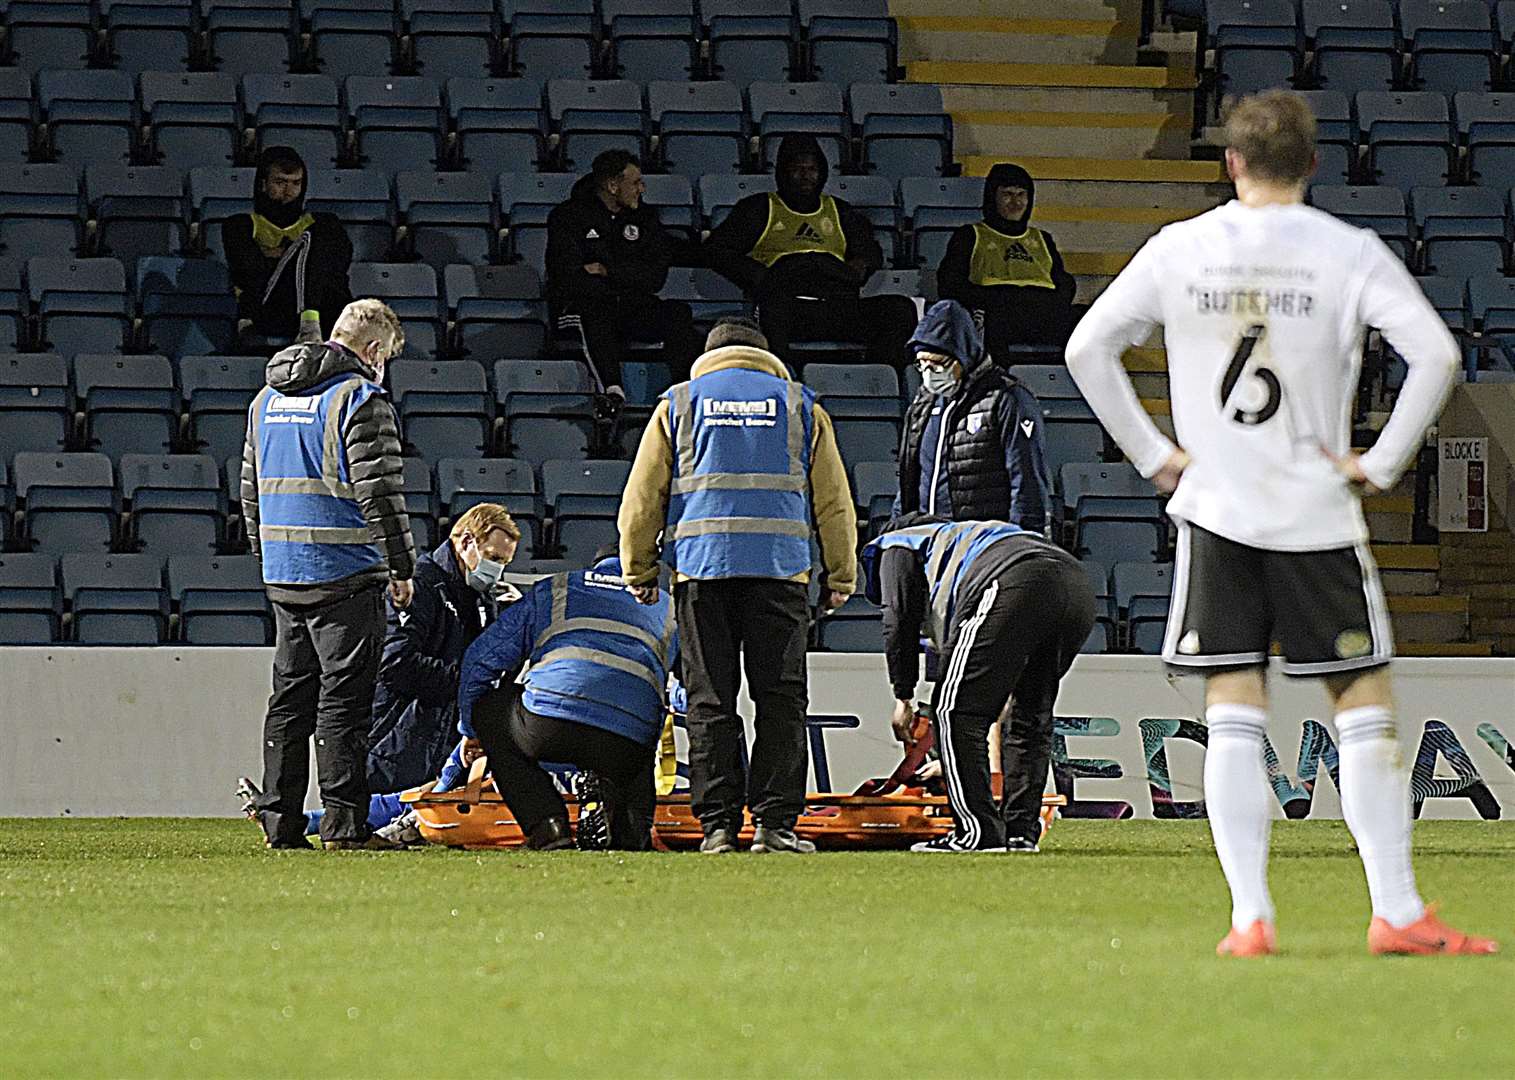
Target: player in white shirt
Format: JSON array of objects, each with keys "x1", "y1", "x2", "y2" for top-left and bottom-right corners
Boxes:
[{"x1": 1066, "y1": 91, "x2": 1496, "y2": 958}]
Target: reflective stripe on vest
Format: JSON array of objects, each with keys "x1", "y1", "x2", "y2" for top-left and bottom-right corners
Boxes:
[
  {"x1": 866, "y1": 520, "x2": 1026, "y2": 647},
  {"x1": 748, "y1": 193, "x2": 848, "y2": 268},
  {"x1": 967, "y1": 222, "x2": 1056, "y2": 289}
]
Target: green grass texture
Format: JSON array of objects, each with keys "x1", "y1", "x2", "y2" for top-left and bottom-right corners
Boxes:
[{"x1": 3, "y1": 819, "x2": 1511, "y2": 1079}]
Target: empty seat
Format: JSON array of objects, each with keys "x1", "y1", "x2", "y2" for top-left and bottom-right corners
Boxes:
[
  {"x1": 1113, "y1": 560, "x2": 1173, "y2": 654},
  {"x1": 302, "y1": 168, "x2": 395, "y2": 263},
  {"x1": 38, "y1": 69, "x2": 137, "y2": 173},
  {"x1": 852, "y1": 84, "x2": 952, "y2": 180},
  {"x1": 399, "y1": 456, "x2": 438, "y2": 550},
  {"x1": 0, "y1": 162, "x2": 82, "y2": 259},
  {"x1": 1209, "y1": 0, "x2": 1301, "y2": 107},
  {"x1": 389, "y1": 358, "x2": 492, "y2": 462},
  {"x1": 61, "y1": 552, "x2": 166, "y2": 643},
  {"x1": 901, "y1": 176, "x2": 981, "y2": 269},
  {"x1": 851, "y1": 458, "x2": 898, "y2": 537},
  {"x1": 396, "y1": 170, "x2": 495, "y2": 269},
  {"x1": 816, "y1": 593, "x2": 884, "y2": 652},
  {"x1": 405, "y1": 0, "x2": 499, "y2": 82},
  {"x1": 1309, "y1": 184, "x2": 1411, "y2": 257},
  {"x1": 120, "y1": 452, "x2": 223, "y2": 554},
  {"x1": 168, "y1": 553, "x2": 271, "y2": 644},
  {"x1": 178, "y1": 354, "x2": 265, "y2": 463},
  {"x1": 547, "y1": 78, "x2": 647, "y2": 171},
  {"x1": 1006, "y1": 364, "x2": 1093, "y2": 422},
  {"x1": 749, "y1": 82, "x2": 849, "y2": 173},
  {"x1": 650, "y1": 81, "x2": 746, "y2": 180},
  {"x1": 348, "y1": 263, "x2": 443, "y2": 357},
  {"x1": 1469, "y1": 273, "x2": 1515, "y2": 333},
  {"x1": 1061, "y1": 461, "x2": 1162, "y2": 557},
  {"x1": 312, "y1": 3, "x2": 398, "y2": 83},
  {"x1": 186, "y1": 165, "x2": 257, "y2": 261},
  {"x1": 1402, "y1": 0, "x2": 1495, "y2": 95},
  {"x1": 0, "y1": 353, "x2": 71, "y2": 462},
  {"x1": 1356, "y1": 91, "x2": 1453, "y2": 192},
  {"x1": 1456, "y1": 91, "x2": 1515, "y2": 186},
  {"x1": 608, "y1": 5, "x2": 696, "y2": 85},
  {"x1": 508, "y1": 3, "x2": 598, "y2": 82},
  {"x1": 498, "y1": 172, "x2": 578, "y2": 271},
  {"x1": 0, "y1": 70, "x2": 35, "y2": 164},
  {"x1": 641, "y1": 172, "x2": 697, "y2": 239},
  {"x1": 86, "y1": 164, "x2": 187, "y2": 264},
  {"x1": 74, "y1": 353, "x2": 179, "y2": 459},
  {"x1": 447, "y1": 78, "x2": 546, "y2": 173},
  {"x1": 0, "y1": 258, "x2": 27, "y2": 349},
  {"x1": 494, "y1": 358, "x2": 595, "y2": 465},
  {"x1": 5, "y1": 1, "x2": 94, "y2": 72},
  {"x1": 102, "y1": 0, "x2": 194, "y2": 75},
  {"x1": 1041, "y1": 421, "x2": 1106, "y2": 481},
  {"x1": 26, "y1": 257, "x2": 130, "y2": 357},
  {"x1": 445, "y1": 263, "x2": 548, "y2": 359},
  {"x1": 1304, "y1": 0, "x2": 1398, "y2": 96},
  {"x1": 346, "y1": 76, "x2": 443, "y2": 174},
  {"x1": 699, "y1": 174, "x2": 776, "y2": 229},
  {"x1": 803, "y1": 363, "x2": 901, "y2": 467},
  {"x1": 140, "y1": 72, "x2": 242, "y2": 173},
  {"x1": 802, "y1": 0, "x2": 896, "y2": 86},
  {"x1": 828, "y1": 175, "x2": 899, "y2": 263},
  {"x1": 137, "y1": 256, "x2": 238, "y2": 356},
  {"x1": 436, "y1": 455, "x2": 541, "y2": 549},
  {"x1": 1079, "y1": 559, "x2": 1115, "y2": 654},
  {"x1": 658, "y1": 266, "x2": 748, "y2": 332},
  {"x1": 1411, "y1": 185, "x2": 1506, "y2": 278},
  {"x1": 1299, "y1": 89, "x2": 1355, "y2": 183},
  {"x1": 542, "y1": 458, "x2": 630, "y2": 562},
  {"x1": 14, "y1": 451, "x2": 117, "y2": 554},
  {"x1": 705, "y1": 0, "x2": 797, "y2": 88},
  {"x1": 0, "y1": 552, "x2": 62, "y2": 643},
  {"x1": 205, "y1": 1, "x2": 296, "y2": 78},
  {"x1": 242, "y1": 74, "x2": 343, "y2": 170}
]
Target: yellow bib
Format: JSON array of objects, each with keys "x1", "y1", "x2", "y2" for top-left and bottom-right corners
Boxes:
[
  {"x1": 968, "y1": 222, "x2": 1056, "y2": 289},
  {"x1": 655, "y1": 711, "x2": 678, "y2": 797},
  {"x1": 251, "y1": 211, "x2": 316, "y2": 251},
  {"x1": 748, "y1": 193, "x2": 848, "y2": 268}
]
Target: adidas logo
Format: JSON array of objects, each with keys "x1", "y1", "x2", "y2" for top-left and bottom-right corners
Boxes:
[
  {"x1": 585, "y1": 228, "x2": 599, "y2": 239},
  {"x1": 1003, "y1": 241, "x2": 1034, "y2": 264},
  {"x1": 795, "y1": 222, "x2": 823, "y2": 243}
]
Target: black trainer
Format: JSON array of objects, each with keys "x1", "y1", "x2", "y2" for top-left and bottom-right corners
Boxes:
[
  {"x1": 574, "y1": 772, "x2": 611, "y2": 851},
  {"x1": 526, "y1": 816, "x2": 575, "y2": 851}
]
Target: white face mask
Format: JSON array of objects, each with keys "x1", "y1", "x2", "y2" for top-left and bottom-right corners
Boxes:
[
  {"x1": 466, "y1": 555, "x2": 506, "y2": 596},
  {"x1": 921, "y1": 365, "x2": 960, "y2": 396}
]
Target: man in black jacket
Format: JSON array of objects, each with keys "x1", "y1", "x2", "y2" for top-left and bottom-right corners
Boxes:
[
  {"x1": 240, "y1": 298, "x2": 415, "y2": 851},
  {"x1": 366, "y1": 503, "x2": 521, "y2": 794},
  {"x1": 895, "y1": 300, "x2": 1050, "y2": 533},
  {"x1": 937, "y1": 163, "x2": 1077, "y2": 356},
  {"x1": 224, "y1": 145, "x2": 355, "y2": 344},
  {"x1": 545, "y1": 149, "x2": 698, "y2": 402},
  {"x1": 704, "y1": 133, "x2": 917, "y2": 369}
]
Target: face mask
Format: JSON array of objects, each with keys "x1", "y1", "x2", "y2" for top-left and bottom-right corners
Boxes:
[
  {"x1": 921, "y1": 365, "x2": 960, "y2": 396},
  {"x1": 466, "y1": 556, "x2": 506, "y2": 596}
]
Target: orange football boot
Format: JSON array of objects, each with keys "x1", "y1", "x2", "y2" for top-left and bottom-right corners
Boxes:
[
  {"x1": 1216, "y1": 920, "x2": 1277, "y2": 957},
  {"x1": 1368, "y1": 905, "x2": 1498, "y2": 956}
]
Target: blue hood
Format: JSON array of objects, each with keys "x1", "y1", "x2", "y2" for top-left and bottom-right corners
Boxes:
[{"x1": 908, "y1": 300, "x2": 987, "y2": 373}]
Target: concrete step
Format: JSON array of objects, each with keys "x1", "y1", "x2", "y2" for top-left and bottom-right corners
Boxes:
[
  {"x1": 939, "y1": 84, "x2": 1193, "y2": 115},
  {"x1": 889, "y1": 0, "x2": 1143, "y2": 20},
  {"x1": 1364, "y1": 494, "x2": 1415, "y2": 545},
  {"x1": 907, "y1": 61, "x2": 1198, "y2": 90},
  {"x1": 1372, "y1": 544, "x2": 1439, "y2": 571},
  {"x1": 1399, "y1": 641, "x2": 1494, "y2": 657},
  {"x1": 1388, "y1": 593, "x2": 1470, "y2": 644},
  {"x1": 1031, "y1": 214, "x2": 1167, "y2": 253},
  {"x1": 897, "y1": 16, "x2": 1140, "y2": 67},
  {"x1": 1380, "y1": 569, "x2": 1440, "y2": 596},
  {"x1": 960, "y1": 155, "x2": 1225, "y2": 181},
  {"x1": 951, "y1": 108, "x2": 1191, "y2": 160}
]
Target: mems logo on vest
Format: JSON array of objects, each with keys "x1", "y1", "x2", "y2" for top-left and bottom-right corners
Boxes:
[
  {"x1": 701, "y1": 398, "x2": 778, "y2": 428},
  {"x1": 264, "y1": 395, "x2": 320, "y2": 425}
]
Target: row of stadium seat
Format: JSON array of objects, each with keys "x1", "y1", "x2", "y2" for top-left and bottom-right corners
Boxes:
[
  {"x1": 1, "y1": 0, "x2": 894, "y2": 87},
  {"x1": 1312, "y1": 183, "x2": 1515, "y2": 275}
]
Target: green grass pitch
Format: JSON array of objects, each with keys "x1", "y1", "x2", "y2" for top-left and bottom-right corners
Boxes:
[{"x1": 3, "y1": 819, "x2": 1512, "y2": 1078}]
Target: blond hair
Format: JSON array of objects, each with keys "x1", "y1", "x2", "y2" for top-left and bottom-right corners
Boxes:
[
  {"x1": 1223, "y1": 90, "x2": 1317, "y2": 186},
  {"x1": 449, "y1": 503, "x2": 521, "y2": 544},
  {"x1": 332, "y1": 298, "x2": 405, "y2": 356}
]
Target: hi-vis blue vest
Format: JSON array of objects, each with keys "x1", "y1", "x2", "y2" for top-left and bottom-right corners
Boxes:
[
  {"x1": 664, "y1": 366, "x2": 816, "y2": 580},
  {"x1": 524, "y1": 567, "x2": 678, "y2": 746},
  {"x1": 252, "y1": 372, "x2": 386, "y2": 585},
  {"x1": 862, "y1": 520, "x2": 1027, "y2": 648}
]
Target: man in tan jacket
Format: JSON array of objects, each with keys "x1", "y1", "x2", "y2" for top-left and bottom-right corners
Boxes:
[{"x1": 620, "y1": 317, "x2": 857, "y2": 853}]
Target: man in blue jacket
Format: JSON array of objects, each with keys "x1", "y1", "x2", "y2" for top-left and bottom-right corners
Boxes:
[
  {"x1": 895, "y1": 300, "x2": 1050, "y2": 534},
  {"x1": 456, "y1": 552, "x2": 679, "y2": 851}
]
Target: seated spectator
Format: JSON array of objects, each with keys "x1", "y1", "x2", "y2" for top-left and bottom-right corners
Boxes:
[
  {"x1": 705, "y1": 134, "x2": 916, "y2": 369},
  {"x1": 224, "y1": 146, "x2": 354, "y2": 344},
  {"x1": 546, "y1": 149, "x2": 699, "y2": 406},
  {"x1": 937, "y1": 163, "x2": 1076, "y2": 357},
  {"x1": 894, "y1": 300, "x2": 1050, "y2": 533}
]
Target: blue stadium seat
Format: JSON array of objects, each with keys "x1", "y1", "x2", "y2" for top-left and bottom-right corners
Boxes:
[
  {"x1": 828, "y1": 175, "x2": 899, "y2": 264},
  {"x1": 1309, "y1": 184, "x2": 1411, "y2": 258},
  {"x1": 1456, "y1": 91, "x2": 1515, "y2": 187},
  {"x1": 1298, "y1": 90, "x2": 1355, "y2": 183},
  {"x1": 1356, "y1": 91, "x2": 1454, "y2": 192},
  {"x1": 1418, "y1": 274, "x2": 1468, "y2": 333},
  {"x1": 1402, "y1": 0, "x2": 1495, "y2": 95},
  {"x1": 650, "y1": 80, "x2": 746, "y2": 180},
  {"x1": 74, "y1": 353, "x2": 178, "y2": 459},
  {"x1": 346, "y1": 76, "x2": 443, "y2": 174},
  {"x1": 507, "y1": 4, "x2": 597, "y2": 82},
  {"x1": 389, "y1": 358, "x2": 492, "y2": 462},
  {"x1": 641, "y1": 172, "x2": 696, "y2": 239},
  {"x1": 542, "y1": 458, "x2": 629, "y2": 563},
  {"x1": 436, "y1": 455, "x2": 541, "y2": 552},
  {"x1": 27, "y1": 256, "x2": 130, "y2": 357},
  {"x1": 0, "y1": 163, "x2": 82, "y2": 260},
  {"x1": 1304, "y1": 0, "x2": 1399, "y2": 96},
  {"x1": 1113, "y1": 560, "x2": 1173, "y2": 654},
  {"x1": 102, "y1": 0, "x2": 193, "y2": 75},
  {"x1": 0, "y1": 353, "x2": 71, "y2": 462},
  {"x1": 311, "y1": 3, "x2": 398, "y2": 82},
  {"x1": 705, "y1": 0, "x2": 797, "y2": 88},
  {"x1": 1061, "y1": 461, "x2": 1162, "y2": 558},
  {"x1": 186, "y1": 166, "x2": 255, "y2": 261},
  {"x1": 498, "y1": 171, "x2": 577, "y2": 272},
  {"x1": 120, "y1": 452, "x2": 223, "y2": 554},
  {"x1": 136, "y1": 256, "x2": 238, "y2": 356},
  {"x1": 405, "y1": 0, "x2": 499, "y2": 82},
  {"x1": 242, "y1": 74, "x2": 343, "y2": 170},
  {"x1": 802, "y1": 0, "x2": 896, "y2": 86},
  {"x1": 606, "y1": 1, "x2": 696, "y2": 84},
  {"x1": 1079, "y1": 559, "x2": 1115, "y2": 654},
  {"x1": 1209, "y1": 0, "x2": 1301, "y2": 108},
  {"x1": 658, "y1": 267, "x2": 748, "y2": 332},
  {"x1": 700, "y1": 174, "x2": 776, "y2": 230},
  {"x1": 816, "y1": 593, "x2": 884, "y2": 652},
  {"x1": 5, "y1": 1, "x2": 94, "y2": 72},
  {"x1": 14, "y1": 451, "x2": 117, "y2": 554},
  {"x1": 396, "y1": 170, "x2": 495, "y2": 269},
  {"x1": 1469, "y1": 272, "x2": 1515, "y2": 334},
  {"x1": 348, "y1": 262, "x2": 443, "y2": 357},
  {"x1": 901, "y1": 176, "x2": 981, "y2": 269},
  {"x1": 62, "y1": 552, "x2": 167, "y2": 643},
  {"x1": 447, "y1": 77, "x2": 546, "y2": 172},
  {"x1": 37, "y1": 70, "x2": 136, "y2": 170},
  {"x1": 802, "y1": 363, "x2": 901, "y2": 467},
  {"x1": 140, "y1": 72, "x2": 242, "y2": 173},
  {"x1": 547, "y1": 78, "x2": 647, "y2": 171},
  {"x1": 204, "y1": 1, "x2": 296, "y2": 79},
  {"x1": 303, "y1": 167, "x2": 395, "y2": 262},
  {"x1": 494, "y1": 358, "x2": 594, "y2": 466},
  {"x1": 177, "y1": 354, "x2": 263, "y2": 463},
  {"x1": 861, "y1": 268, "x2": 923, "y2": 300},
  {"x1": 0, "y1": 552, "x2": 62, "y2": 642},
  {"x1": 750, "y1": 82, "x2": 849, "y2": 174},
  {"x1": 86, "y1": 164, "x2": 186, "y2": 265},
  {"x1": 168, "y1": 553, "x2": 271, "y2": 644},
  {"x1": 850, "y1": 458, "x2": 898, "y2": 538},
  {"x1": 445, "y1": 263, "x2": 548, "y2": 359},
  {"x1": 1411, "y1": 185, "x2": 1506, "y2": 278},
  {"x1": 1041, "y1": 422, "x2": 1106, "y2": 483},
  {"x1": 1005, "y1": 365, "x2": 1092, "y2": 422},
  {"x1": 400, "y1": 456, "x2": 438, "y2": 550},
  {"x1": 0, "y1": 258, "x2": 25, "y2": 349},
  {"x1": 852, "y1": 84, "x2": 952, "y2": 180},
  {"x1": 0, "y1": 70, "x2": 35, "y2": 164}
]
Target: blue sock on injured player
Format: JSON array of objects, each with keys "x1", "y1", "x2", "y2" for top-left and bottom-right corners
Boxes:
[
  {"x1": 1204, "y1": 703, "x2": 1275, "y2": 930},
  {"x1": 304, "y1": 794, "x2": 408, "y2": 836}
]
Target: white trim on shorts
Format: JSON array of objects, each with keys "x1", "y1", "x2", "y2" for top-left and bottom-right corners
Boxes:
[
  {"x1": 1161, "y1": 520, "x2": 1268, "y2": 668},
  {"x1": 1277, "y1": 539, "x2": 1395, "y2": 676}
]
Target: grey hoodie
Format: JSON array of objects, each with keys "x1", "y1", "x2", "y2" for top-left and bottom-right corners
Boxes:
[{"x1": 240, "y1": 341, "x2": 415, "y2": 603}]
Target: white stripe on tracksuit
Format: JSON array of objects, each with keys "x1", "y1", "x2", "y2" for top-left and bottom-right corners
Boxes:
[{"x1": 934, "y1": 579, "x2": 999, "y2": 851}]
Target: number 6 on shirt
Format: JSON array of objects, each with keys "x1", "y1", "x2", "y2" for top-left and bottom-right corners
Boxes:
[{"x1": 1219, "y1": 323, "x2": 1281, "y2": 426}]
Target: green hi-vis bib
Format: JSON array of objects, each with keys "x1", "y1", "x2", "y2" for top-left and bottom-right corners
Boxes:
[
  {"x1": 748, "y1": 193, "x2": 848, "y2": 268},
  {"x1": 968, "y1": 222, "x2": 1056, "y2": 289},
  {"x1": 251, "y1": 211, "x2": 316, "y2": 251}
]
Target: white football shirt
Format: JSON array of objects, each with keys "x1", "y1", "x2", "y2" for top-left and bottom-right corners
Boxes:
[{"x1": 1065, "y1": 200, "x2": 1458, "y2": 551}]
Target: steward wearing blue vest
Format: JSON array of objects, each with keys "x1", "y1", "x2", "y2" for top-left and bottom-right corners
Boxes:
[
  {"x1": 619, "y1": 317, "x2": 858, "y2": 854},
  {"x1": 239, "y1": 299, "x2": 415, "y2": 851},
  {"x1": 456, "y1": 553, "x2": 680, "y2": 851},
  {"x1": 863, "y1": 515, "x2": 1094, "y2": 853}
]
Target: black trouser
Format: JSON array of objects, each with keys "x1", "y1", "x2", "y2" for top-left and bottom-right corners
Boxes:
[
  {"x1": 471, "y1": 684, "x2": 656, "y2": 851},
  {"x1": 675, "y1": 577, "x2": 810, "y2": 833},
  {"x1": 933, "y1": 555, "x2": 1095, "y2": 848},
  {"x1": 756, "y1": 294, "x2": 918, "y2": 370},
  {"x1": 256, "y1": 586, "x2": 386, "y2": 845},
  {"x1": 973, "y1": 290, "x2": 1072, "y2": 357},
  {"x1": 558, "y1": 295, "x2": 699, "y2": 390}
]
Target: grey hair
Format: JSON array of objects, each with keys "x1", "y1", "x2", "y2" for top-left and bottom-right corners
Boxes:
[{"x1": 332, "y1": 298, "x2": 405, "y2": 357}]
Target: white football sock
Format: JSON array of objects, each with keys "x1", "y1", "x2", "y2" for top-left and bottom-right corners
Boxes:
[
  {"x1": 1204, "y1": 703, "x2": 1275, "y2": 931},
  {"x1": 1336, "y1": 705, "x2": 1425, "y2": 929}
]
